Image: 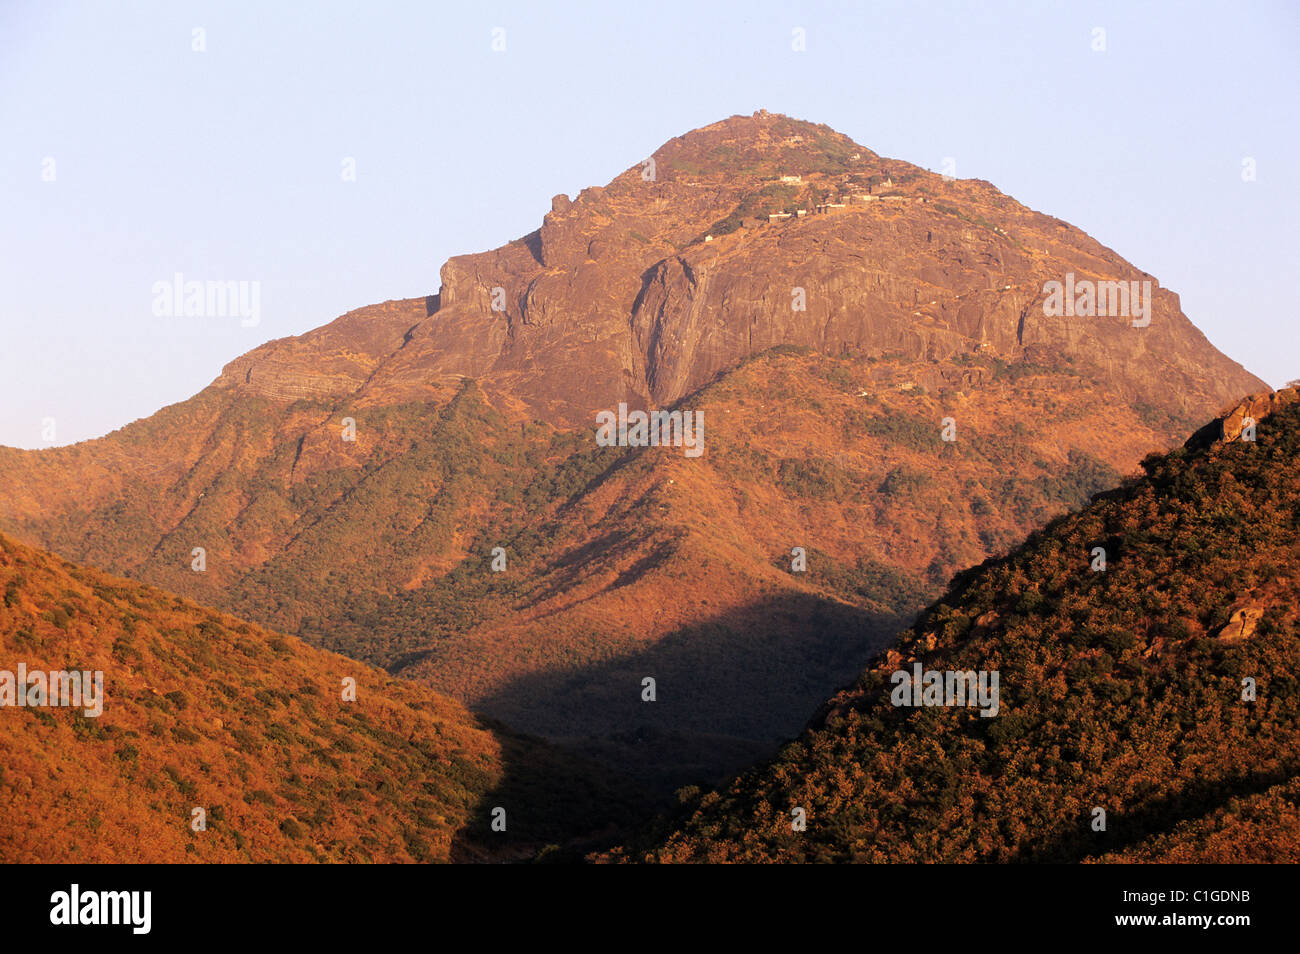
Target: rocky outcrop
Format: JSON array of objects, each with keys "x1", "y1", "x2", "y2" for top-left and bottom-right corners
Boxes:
[
  {"x1": 1215, "y1": 605, "x2": 1263, "y2": 642},
  {"x1": 1185, "y1": 386, "x2": 1300, "y2": 449},
  {"x1": 215, "y1": 298, "x2": 425, "y2": 402}
]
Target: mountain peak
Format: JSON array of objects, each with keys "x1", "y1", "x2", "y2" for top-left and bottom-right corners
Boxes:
[
  {"x1": 133, "y1": 111, "x2": 1263, "y2": 432},
  {"x1": 0, "y1": 114, "x2": 1273, "y2": 818},
  {"x1": 656, "y1": 110, "x2": 871, "y2": 163},
  {"x1": 640, "y1": 111, "x2": 880, "y2": 198}
]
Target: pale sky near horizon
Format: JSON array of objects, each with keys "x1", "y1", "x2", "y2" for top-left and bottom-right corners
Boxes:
[{"x1": 1, "y1": 0, "x2": 1297, "y2": 448}]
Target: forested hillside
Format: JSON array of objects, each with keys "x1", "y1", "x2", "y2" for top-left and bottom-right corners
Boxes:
[{"x1": 622, "y1": 391, "x2": 1300, "y2": 862}]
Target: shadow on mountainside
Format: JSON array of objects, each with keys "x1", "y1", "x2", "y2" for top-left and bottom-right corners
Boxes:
[
  {"x1": 448, "y1": 589, "x2": 917, "y2": 860},
  {"x1": 445, "y1": 714, "x2": 655, "y2": 864}
]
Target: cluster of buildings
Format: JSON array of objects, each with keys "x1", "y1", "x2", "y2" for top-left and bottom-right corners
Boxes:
[
  {"x1": 752, "y1": 174, "x2": 924, "y2": 224},
  {"x1": 706, "y1": 171, "x2": 924, "y2": 240}
]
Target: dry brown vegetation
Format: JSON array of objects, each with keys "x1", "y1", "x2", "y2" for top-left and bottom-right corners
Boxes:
[{"x1": 0, "y1": 532, "x2": 639, "y2": 862}]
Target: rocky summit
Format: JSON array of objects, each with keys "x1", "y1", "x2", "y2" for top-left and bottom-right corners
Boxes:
[
  {"x1": 0, "y1": 112, "x2": 1266, "y2": 795},
  {"x1": 215, "y1": 111, "x2": 1255, "y2": 424}
]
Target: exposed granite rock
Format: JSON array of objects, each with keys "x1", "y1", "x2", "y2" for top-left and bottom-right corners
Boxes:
[
  {"x1": 1186, "y1": 386, "x2": 1300, "y2": 449},
  {"x1": 268, "y1": 111, "x2": 1258, "y2": 428},
  {"x1": 1215, "y1": 606, "x2": 1263, "y2": 643}
]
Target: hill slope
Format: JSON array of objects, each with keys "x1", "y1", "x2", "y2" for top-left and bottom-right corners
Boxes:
[
  {"x1": 622, "y1": 388, "x2": 1300, "y2": 862},
  {"x1": 0, "y1": 532, "x2": 636, "y2": 863}
]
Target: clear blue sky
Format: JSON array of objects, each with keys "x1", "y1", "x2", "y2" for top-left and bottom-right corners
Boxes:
[{"x1": 2, "y1": 0, "x2": 1297, "y2": 448}]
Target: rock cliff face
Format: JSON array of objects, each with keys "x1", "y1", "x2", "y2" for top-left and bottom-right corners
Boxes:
[{"x1": 200, "y1": 111, "x2": 1258, "y2": 426}]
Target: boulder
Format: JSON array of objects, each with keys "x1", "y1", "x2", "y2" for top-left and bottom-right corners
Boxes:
[{"x1": 1215, "y1": 606, "x2": 1263, "y2": 642}]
